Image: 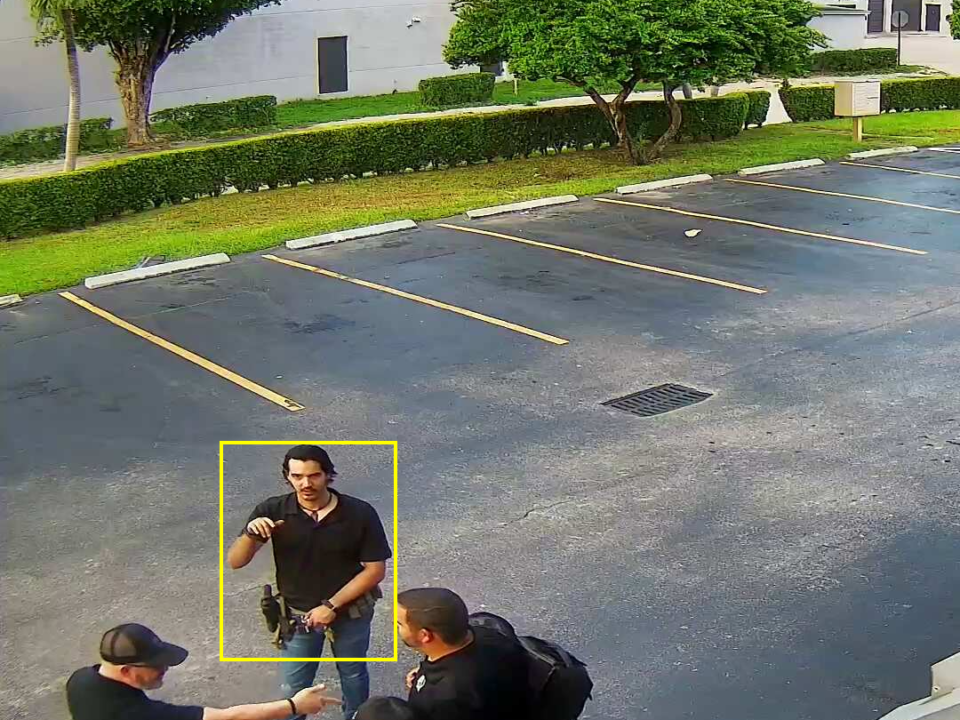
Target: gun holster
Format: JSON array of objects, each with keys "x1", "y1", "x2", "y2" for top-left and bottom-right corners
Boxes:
[{"x1": 261, "y1": 585, "x2": 297, "y2": 650}]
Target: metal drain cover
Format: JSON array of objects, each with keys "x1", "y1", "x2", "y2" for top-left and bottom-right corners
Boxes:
[{"x1": 602, "y1": 383, "x2": 712, "y2": 417}]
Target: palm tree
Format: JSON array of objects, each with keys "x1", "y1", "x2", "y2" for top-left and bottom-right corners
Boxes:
[{"x1": 30, "y1": 0, "x2": 82, "y2": 172}]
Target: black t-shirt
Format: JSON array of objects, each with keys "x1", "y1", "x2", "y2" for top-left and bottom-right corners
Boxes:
[
  {"x1": 66, "y1": 666, "x2": 203, "y2": 720},
  {"x1": 242, "y1": 490, "x2": 392, "y2": 611},
  {"x1": 407, "y1": 626, "x2": 530, "y2": 720}
]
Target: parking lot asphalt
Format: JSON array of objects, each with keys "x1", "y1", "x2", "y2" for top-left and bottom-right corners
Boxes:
[{"x1": 3, "y1": 147, "x2": 960, "y2": 720}]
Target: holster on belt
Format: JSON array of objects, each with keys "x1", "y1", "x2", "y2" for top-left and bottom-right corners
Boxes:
[{"x1": 261, "y1": 585, "x2": 382, "y2": 649}]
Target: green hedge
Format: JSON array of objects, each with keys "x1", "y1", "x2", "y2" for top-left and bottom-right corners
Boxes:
[
  {"x1": 881, "y1": 76, "x2": 960, "y2": 111},
  {"x1": 743, "y1": 90, "x2": 771, "y2": 128},
  {"x1": 150, "y1": 95, "x2": 277, "y2": 135},
  {"x1": 0, "y1": 93, "x2": 749, "y2": 239},
  {"x1": 778, "y1": 84, "x2": 835, "y2": 122},
  {"x1": 779, "y1": 76, "x2": 960, "y2": 122},
  {"x1": 0, "y1": 118, "x2": 115, "y2": 164},
  {"x1": 418, "y1": 73, "x2": 496, "y2": 108},
  {"x1": 811, "y1": 48, "x2": 898, "y2": 73}
]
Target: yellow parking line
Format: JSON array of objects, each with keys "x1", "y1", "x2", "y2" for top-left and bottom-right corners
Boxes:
[
  {"x1": 840, "y1": 161, "x2": 960, "y2": 181},
  {"x1": 596, "y1": 197, "x2": 926, "y2": 256},
  {"x1": 262, "y1": 254, "x2": 569, "y2": 346},
  {"x1": 436, "y1": 223, "x2": 766, "y2": 295},
  {"x1": 59, "y1": 292, "x2": 305, "y2": 412},
  {"x1": 729, "y1": 178, "x2": 960, "y2": 216}
]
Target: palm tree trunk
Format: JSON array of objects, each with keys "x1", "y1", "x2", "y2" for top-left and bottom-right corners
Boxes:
[{"x1": 61, "y1": 8, "x2": 81, "y2": 172}]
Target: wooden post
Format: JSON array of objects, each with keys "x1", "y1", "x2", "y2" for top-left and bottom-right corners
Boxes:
[{"x1": 853, "y1": 116, "x2": 864, "y2": 142}]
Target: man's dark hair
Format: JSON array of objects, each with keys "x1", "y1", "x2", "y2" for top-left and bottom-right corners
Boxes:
[
  {"x1": 397, "y1": 588, "x2": 469, "y2": 645},
  {"x1": 354, "y1": 697, "x2": 422, "y2": 720},
  {"x1": 281, "y1": 445, "x2": 337, "y2": 481}
]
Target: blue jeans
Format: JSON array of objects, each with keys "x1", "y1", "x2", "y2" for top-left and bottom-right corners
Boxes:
[{"x1": 279, "y1": 610, "x2": 372, "y2": 720}]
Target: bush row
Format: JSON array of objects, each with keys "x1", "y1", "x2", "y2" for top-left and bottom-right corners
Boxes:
[
  {"x1": 418, "y1": 73, "x2": 496, "y2": 108},
  {"x1": 0, "y1": 118, "x2": 115, "y2": 164},
  {"x1": 0, "y1": 93, "x2": 750, "y2": 239},
  {"x1": 811, "y1": 48, "x2": 898, "y2": 74},
  {"x1": 150, "y1": 95, "x2": 277, "y2": 135},
  {"x1": 779, "y1": 76, "x2": 960, "y2": 122}
]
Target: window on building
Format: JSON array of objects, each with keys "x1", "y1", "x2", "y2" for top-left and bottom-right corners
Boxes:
[{"x1": 318, "y1": 36, "x2": 348, "y2": 94}]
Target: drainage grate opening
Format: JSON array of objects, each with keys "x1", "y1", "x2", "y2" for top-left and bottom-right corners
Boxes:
[{"x1": 602, "y1": 383, "x2": 712, "y2": 417}]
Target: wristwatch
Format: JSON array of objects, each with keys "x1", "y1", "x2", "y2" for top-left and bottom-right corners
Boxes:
[{"x1": 321, "y1": 599, "x2": 337, "y2": 613}]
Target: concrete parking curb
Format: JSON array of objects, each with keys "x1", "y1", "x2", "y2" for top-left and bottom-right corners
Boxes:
[
  {"x1": 84, "y1": 253, "x2": 231, "y2": 290},
  {"x1": 738, "y1": 159, "x2": 824, "y2": 176},
  {"x1": 847, "y1": 146, "x2": 919, "y2": 159},
  {"x1": 616, "y1": 174, "x2": 713, "y2": 195},
  {"x1": 286, "y1": 219, "x2": 418, "y2": 250},
  {"x1": 465, "y1": 195, "x2": 578, "y2": 219},
  {"x1": 0, "y1": 294, "x2": 23, "y2": 308}
]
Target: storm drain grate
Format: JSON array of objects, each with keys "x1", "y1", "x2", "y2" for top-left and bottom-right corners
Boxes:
[{"x1": 602, "y1": 383, "x2": 712, "y2": 417}]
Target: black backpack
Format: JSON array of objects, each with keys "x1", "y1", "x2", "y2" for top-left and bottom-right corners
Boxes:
[{"x1": 468, "y1": 611, "x2": 594, "y2": 720}]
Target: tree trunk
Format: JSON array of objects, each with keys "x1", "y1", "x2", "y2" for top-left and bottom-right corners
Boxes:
[
  {"x1": 61, "y1": 9, "x2": 81, "y2": 172},
  {"x1": 115, "y1": 52, "x2": 158, "y2": 147},
  {"x1": 643, "y1": 82, "x2": 684, "y2": 163},
  {"x1": 681, "y1": 83, "x2": 694, "y2": 100},
  {"x1": 583, "y1": 86, "x2": 641, "y2": 165}
]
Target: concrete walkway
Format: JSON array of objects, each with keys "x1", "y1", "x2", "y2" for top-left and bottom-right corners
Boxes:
[{"x1": 2, "y1": 46, "x2": 955, "y2": 183}]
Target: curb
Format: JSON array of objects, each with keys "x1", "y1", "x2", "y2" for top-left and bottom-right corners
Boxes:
[
  {"x1": 286, "y1": 219, "x2": 418, "y2": 250},
  {"x1": 0, "y1": 294, "x2": 23, "y2": 308},
  {"x1": 465, "y1": 195, "x2": 578, "y2": 219},
  {"x1": 738, "y1": 159, "x2": 824, "y2": 176},
  {"x1": 84, "y1": 253, "x2": 231, "y2": 290},
  {"x1": 616, "y1": 174, "x2": 713, "y2": 195},
  {"x1": 847, "y1": 146, "x2": 918, "y2": 160}
]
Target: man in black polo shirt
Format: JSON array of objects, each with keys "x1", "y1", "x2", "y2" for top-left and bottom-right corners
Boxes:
[
  {"x1": 397, "y1": 588, "x2": 529, "y2": 720},
  {"x1": 227, "y1": 445, "x2": 392, "y2": 720},
  {"x1": 66, "y1": 623, "x2": 341, "y2": 720}
]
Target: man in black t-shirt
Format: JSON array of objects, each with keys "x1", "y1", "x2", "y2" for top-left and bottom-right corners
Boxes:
[
  {"x1": 398, "y1": 588, "x2": 529, "y2": 720},
  {"x1": 66, "y1": 623, "x2": 340, "y2": 720},
  {"x1": 227, "y1": 445, "x2": 392, "y2": 720}
]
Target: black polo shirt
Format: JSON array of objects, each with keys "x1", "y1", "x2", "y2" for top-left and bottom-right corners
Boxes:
[
  {"x1": 242, "y1": 489, "x2": 391, "y2": 611},
  {"x1": 407, "y1": 626, "x2": 530, "y2": 720},
  {"x1": 66, "y1": 665, "x2": 203, "y2": 720}
]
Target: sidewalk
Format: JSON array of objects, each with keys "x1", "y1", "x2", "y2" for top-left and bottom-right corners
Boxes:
[{"x1": 0, "y1": 67, "x2": 946, "y2": 182}]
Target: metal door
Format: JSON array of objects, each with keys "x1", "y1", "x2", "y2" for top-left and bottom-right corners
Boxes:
[
  {"x1": 868, "y1": 0, "x2": 885, "y2": 33},
  {"x1": 317, "y1": 36, "x2": 348, "y2": 94},
  {"x1": 892, "y1": 0, "x2": 922, "y2": 29},
  {"x1": 925, "y1": 4, "x2": 941, "y2": 31}
]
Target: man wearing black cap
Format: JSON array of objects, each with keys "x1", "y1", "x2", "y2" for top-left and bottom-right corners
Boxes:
[
  {"x1": 66, "y1": 623, "x2": 342, "y2": 720},
  {"x1": 227, "y1": 445, "x2": 392, "y2": 720}
]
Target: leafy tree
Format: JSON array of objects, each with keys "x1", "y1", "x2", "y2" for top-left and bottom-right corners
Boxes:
[
  {"x1": 445, "y1": 0, "x2": 825, "y2": 163},
  {"x1": 951, "y1": 0, "x2": 960, "y2": 39},
  {"x1": 31, "y1": 0, "x2": 84, "y2": 171},
  {"x1": 43, "y1": 0, "x2": 280, "y2": 146}
]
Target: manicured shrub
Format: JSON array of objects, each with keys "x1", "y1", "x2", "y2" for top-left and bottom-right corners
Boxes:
[
  {"x1": 0, "y1": 118, "x2": 115, "y2": 164},
  {"x1": 150, "y1": 95, "x2": 278, "y2": 135},
  {"x1": 881, "y1": 77, "x2": 960, "y2": 111},
  {"x1": 778, "y1": 84, "x2": 835, "y2": 122},
  {"x1": 743, "y1": 90, "x2": 771, "y2": 128},
  {"x1": 418, "y1": 73, "x2": 496, "y2": 108},
  {"x1": 811, "y1": 48, "x2": 898, "y2": 74},
  {"x1": 0, "y1": 93, "x2": 750, "y2": 239},
  {"x1": 779, "y1": 76, "x2": 960, "y2": 122}
]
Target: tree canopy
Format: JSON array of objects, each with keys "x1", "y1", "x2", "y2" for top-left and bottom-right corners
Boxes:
[{"x1": 445, "y1": 0, "x2": 826, "y2": 162}]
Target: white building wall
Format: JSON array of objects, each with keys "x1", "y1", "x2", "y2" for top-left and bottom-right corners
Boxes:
[
  {"x1": 0, "y1": 0, "x2": 461, "y2": 133},
  {"x1": 810, "y1": 8, "x2": 871, "y2": 49}
]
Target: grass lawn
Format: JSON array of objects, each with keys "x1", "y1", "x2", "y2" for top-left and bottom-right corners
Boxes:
[
  {"x1": 3, "y1": 110, "x2": 959, "y2": 297},
  {"x1": 276, "y1": 78, "x2": 659, "y2": 128}
]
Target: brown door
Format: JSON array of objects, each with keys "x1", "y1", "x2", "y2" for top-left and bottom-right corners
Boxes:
[
  {"x1": 868, "y1": 0, "x2": 885, "y2": 32},
  {"x1": 893, "y1": 0, "x2": 922, "y2": 29},
  {"x1": 925, "y1": 4, "x2": 941, "y2": 30}
]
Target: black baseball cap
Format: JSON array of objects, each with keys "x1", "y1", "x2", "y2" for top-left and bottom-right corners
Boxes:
[{"x1": 99, "y1": 624, "x2": 189, "y2": 667}]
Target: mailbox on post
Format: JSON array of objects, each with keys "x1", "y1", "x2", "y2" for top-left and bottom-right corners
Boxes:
[{"x1": 834, "y1": 79, "x2": 881, "y2": 142}]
